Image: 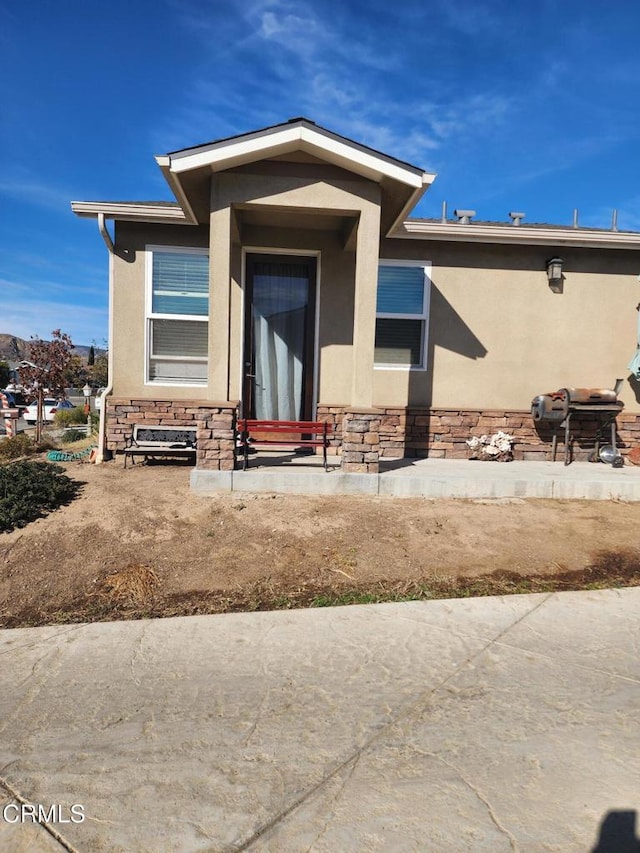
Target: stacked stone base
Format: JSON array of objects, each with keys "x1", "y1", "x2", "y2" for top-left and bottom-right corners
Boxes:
[
  {"x1": 196, "y1": 408, "x2": 236, "y2": 471},
  {"x1": 317, "y1": 405, "x2": 640, "y2": 462},
  {"x1": 106, "y1": 400, "x2": 640, "y2": 470},
  {"x1": 106, "y1": 399, "x2": 237, "y2": 470},
  {"x1": 341, "y1": 411, "x2": 380, "y2": 473}
]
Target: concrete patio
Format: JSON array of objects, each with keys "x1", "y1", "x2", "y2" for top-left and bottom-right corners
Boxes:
[
  {"x1": 1, "y1": 588, "x2": 639, "y2": 851},
  {"x1": 191, "y1": 456, "x2": 640, "y2": 501}
]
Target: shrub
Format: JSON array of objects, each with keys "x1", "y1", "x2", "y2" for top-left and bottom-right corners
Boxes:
[
  {"x1": 60, "y1": 429, "x2": 88, "y2": 444},
  {"x1": 0, "y1": 461, "x2": 82, "y2": 533},
  {"x1": 55, "y1": 407, "x2": 90, "y2": 427},
  {"x1": 0, "y1": 434, "x2": 35, "y2": 460},
  {"x1": 0, "y1": 434, "x2": 57, "y2": 460}
]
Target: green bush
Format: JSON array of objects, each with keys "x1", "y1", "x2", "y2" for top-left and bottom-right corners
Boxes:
[
  {"x1": 0, "y1": 461, "x2": 82, "y2": 533},
  {"x1": 55, "y1": 407, "x2": 90, "y2": 427},
  {"x1": 0, "y1": 434, "x2": 57, "y2": 460},
  {"x1": 0, "y1": 434, "x2": 35, "y2": 460},
  {"x1": 60, "y1": 429, "x2": 88, "y2": 444}
]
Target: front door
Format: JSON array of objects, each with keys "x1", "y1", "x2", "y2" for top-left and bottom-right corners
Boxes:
[{"x1": 243, "y1": 254, "x2": 317, "y2": 420}]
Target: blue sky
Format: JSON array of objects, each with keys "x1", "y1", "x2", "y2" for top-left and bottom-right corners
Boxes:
[{"x1": 1, "y1": 0, "x2": 639, "y2": 347}]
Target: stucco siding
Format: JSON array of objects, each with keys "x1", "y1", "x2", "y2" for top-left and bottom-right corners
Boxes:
[
  {"x1": 110, "y1": 207, "x2": 640, "y2": 416},
  {"x1": 211, "y1": 168, "x2": 382, "y2": 406},
  {"x1": 376, "y1": 239, "x2": 640, "y2": 413},
  {"x1": 111, "y1": 222, "x2": 210, "y2": 401}
]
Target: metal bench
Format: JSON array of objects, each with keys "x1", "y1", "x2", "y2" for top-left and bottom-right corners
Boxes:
[
  {"x1": 123, "y1": 424, "x2": 197, "y2": 468},
  {"x1": 238, "y1": 419, "x2": 333, "y2": 471}
]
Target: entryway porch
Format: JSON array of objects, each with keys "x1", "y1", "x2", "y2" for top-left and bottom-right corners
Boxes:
[{"x1": 191, "y1": 456, "x2": 640, "y2": 501}]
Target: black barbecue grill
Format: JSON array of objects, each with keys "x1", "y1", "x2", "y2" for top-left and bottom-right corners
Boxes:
[{"x1": 531, "y1": 384, "x2": 624, "y2": 465}]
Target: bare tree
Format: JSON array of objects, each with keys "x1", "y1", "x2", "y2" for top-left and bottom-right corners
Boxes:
[{"x1": 19, "y1": 330, "x2": 74, "y2": 441}]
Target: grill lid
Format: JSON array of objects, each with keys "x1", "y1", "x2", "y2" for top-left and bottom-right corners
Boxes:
[{"x1": 532, "y1": 387, "x2": 623, "y2": 422}]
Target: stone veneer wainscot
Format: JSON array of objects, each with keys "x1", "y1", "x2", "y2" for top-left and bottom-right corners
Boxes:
[
  {"x1": 106, "y1": 399, "x2": 237, "y2": 470},
  {"x1": 317, "y1": 405, "x2": 640, "y2": 462},
  {"x1": 106, "y1": 400, "x2": 640, "y2": 467}
]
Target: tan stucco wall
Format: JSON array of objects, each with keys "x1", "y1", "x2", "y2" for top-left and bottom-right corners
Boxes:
[
  {"x1": 111, "y1": 171, "x2": 382, "y2": 407},
  {"x1": 110, "y1": 198, "x2": 640, "y2": 416},
  {"x1": 210, "y1": 170, "x2": 382, "y2": 406},
  {"x1": 376, "y1": 239, "x2": 640, "y2": 413},
  {"x1": 111, "y1": 222, "x2": 210, "y2": 400}
]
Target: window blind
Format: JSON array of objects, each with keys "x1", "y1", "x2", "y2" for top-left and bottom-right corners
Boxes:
[
  {"x1": 375, "y1": 318, "x2": 423, "y2": 365},
  {"x1": 149, "y1": 359, "x2": 208, "y2": 382},
  {"x1": 376, "y1": 265, "x2": 425, "y2": 315},
  {"x1": 150, "y1": 319, "x2": 208, "y2": 382},
  {"x1": 151, "y1": 319, "x2": 208, "y2": 358},
  {"x1": 152, "y1": 252, "x2": 209, "y2": 315}
]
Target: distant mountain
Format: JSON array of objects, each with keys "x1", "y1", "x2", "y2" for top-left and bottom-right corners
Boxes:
[
  {"x1": 0, "y1": 335, "x2": 30, "y2": 363},
  {"x1": 0, "y1": 334, "x2": 104, "y2": 364}
]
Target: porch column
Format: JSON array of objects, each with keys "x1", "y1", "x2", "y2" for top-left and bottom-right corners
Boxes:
[
  {"x1": 341, "y1": 411, "x2": 381, "y2": 473},
  {"x1": 340, "y1": 204, "x2": 382, "y2": 473},
  {"x1": 208, "y1": 198, "x2": 232, "y2": 401},
  {"x1": 350, "y1": 205, "x2": 380, "y2": 408},
  {"x1": 196, "y1": 406, "x2": 237, "y2": 471}
]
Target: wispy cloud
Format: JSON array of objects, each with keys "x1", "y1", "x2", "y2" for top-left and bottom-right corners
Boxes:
[
  {"x1": 0, "y1": 299, "x2": 108, "y2": 345},
  {"x1": 0, "y1": 277, "x2": 30, "y2": 293},
  {"x1": 156, "y1": 0, "x2": 518, "y2": 173},
  {"x1": 0, "y1": 175, "x2": 77, "y2": 214},
  {"x1": 154, "y1": 0, "x2": 640, "y2": 227}
]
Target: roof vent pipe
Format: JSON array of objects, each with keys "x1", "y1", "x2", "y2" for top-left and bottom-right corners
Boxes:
[
  {"x1": 454, "y1": 209, "x2": 476, "y2": 224},
  {"x1": 573, "y1": 208, "x2": 579, "y2": 229},
  {"x1": 441, "y1": 201, "x2": 448, "y2": 223},
  {"x1": 612, "y1": 209, "x2": 618, "y2": 232},
  {"x1": 509, "y1": 211, "x2": 526, "y2": 226}
]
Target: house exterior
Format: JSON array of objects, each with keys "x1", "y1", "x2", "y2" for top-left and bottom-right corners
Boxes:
[{"x1": 72, "y1": 118, "x2": 640, "y2": 475}]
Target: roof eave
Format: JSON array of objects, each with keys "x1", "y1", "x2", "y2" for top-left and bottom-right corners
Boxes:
[
  {"x1": 71, "y1": 200, "x2": 192, "y2": 224},
  {"x1": 167, "y1": 123, "x2": 426, "y2": 189},
  {"x1": 386, "y1": 173, "x2": 436, "y2": 237},
  {"x1": 394, "y1": 221, "x2": 640, "y2": 249},
  {"x1": 155, "y1": 158, "x2": 198, "y2": 224}
]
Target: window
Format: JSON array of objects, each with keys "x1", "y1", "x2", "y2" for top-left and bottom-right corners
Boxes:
[
  {"x1": 375, "y1": 261, "x2": 430, "y2": 368},
  {"x1": 147, "y1": 247, "x2": 209, "y2": 384}
]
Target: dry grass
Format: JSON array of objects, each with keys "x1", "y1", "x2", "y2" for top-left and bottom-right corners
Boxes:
[
  {"x1": 3, "y1": 547, "x2": 639, "y2": 629},
  {"x1": 98, "y1": 564, "x2": 159, "y2": 606},
  {"x1": 2, "y1": 460, "x2": 640, "y2": 629}
]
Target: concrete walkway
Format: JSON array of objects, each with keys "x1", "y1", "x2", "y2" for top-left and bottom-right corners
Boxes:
[
  {"x1": 1, "y1": 589, "x2": 639, "y2": 851},
  {"x1": 192, "y1": 457, "x2": 640, "y2": 501}
]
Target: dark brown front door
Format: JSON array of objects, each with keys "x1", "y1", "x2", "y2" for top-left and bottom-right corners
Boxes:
[{"x1": 243, "y1": 254, "x2": 317, "y2": 420}]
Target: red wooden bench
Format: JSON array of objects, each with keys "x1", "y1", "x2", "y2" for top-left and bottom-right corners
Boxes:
[{"x1": 238, "y1": 419, "x2": 333, "y2": 471}]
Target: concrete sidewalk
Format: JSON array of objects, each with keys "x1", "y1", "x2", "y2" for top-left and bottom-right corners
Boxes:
[
  {"x1": 1, "y1": 590, "x2": 639, "y2": 852},
  {"x1": 192, "y1": 457, "x2": 640, "y2": 501}
]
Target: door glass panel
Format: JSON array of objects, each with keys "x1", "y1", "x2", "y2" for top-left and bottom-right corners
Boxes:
[{"x1": 252, "y1": 262, "x2": 309, "y2": 421}]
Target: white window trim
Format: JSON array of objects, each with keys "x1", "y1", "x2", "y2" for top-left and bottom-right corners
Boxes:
[
  {"x1": 374, "y1": 259, "x2": 431, "y2": 371},
  {"x1": 145, "y1": 245, "x2": 209, "y2": 387}
]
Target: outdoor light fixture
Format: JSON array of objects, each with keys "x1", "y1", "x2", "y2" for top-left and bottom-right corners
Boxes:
[
  {"x1": 82, "y1": 383, "x2": 92, "y2": 416},
  {"x1": 546, "y1": 257, "x2": 564, "y2": 292}
]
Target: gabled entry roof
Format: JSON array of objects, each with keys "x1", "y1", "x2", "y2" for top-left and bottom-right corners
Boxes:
[
  {"x1": 71, "y1": 117, "x2": 640, "y2": 249},
  {"x1": 153, "y1": 117, "x2": 435, "y2": 234},
  {"x1": 162, "y1": 117, "x2": 430, "y2": 185}
]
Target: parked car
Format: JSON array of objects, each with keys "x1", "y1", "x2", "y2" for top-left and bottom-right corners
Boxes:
[
  {"x1": 23, "y1": 398, "x2": 75, "y2": 425},
  {"x1": 1, "y1": 388, "x2": 29, "y2": 416}
]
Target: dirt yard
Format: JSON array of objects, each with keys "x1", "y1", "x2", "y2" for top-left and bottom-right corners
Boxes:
[{"x1": 1, "y1": 457, "x2": 639, "y2": 628}]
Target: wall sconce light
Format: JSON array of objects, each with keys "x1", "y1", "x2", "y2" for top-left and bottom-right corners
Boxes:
[{"x1": 546, "y1": 257, "x2": 564, "y2": 292}]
